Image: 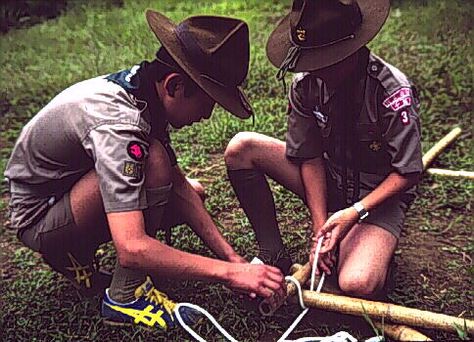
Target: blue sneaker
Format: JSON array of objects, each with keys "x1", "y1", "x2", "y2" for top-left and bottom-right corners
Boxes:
[{"x1": 101, "y1": 277, "x2": 198, "y2": 330}]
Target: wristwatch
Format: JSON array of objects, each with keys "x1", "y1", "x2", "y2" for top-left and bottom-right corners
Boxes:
[{"x1": 352, "y1": 202, "x2": 369, "y2": 223}]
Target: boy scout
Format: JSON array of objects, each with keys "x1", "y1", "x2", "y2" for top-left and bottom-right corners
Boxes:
[
  {"x1": 4, "y1": 11, "x2": 285, "y2": 329},
  {"x1": 225, "y1": 0, "x2": 422, "y2": 299}
]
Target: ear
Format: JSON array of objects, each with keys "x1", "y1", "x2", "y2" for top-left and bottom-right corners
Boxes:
[{"x1": 163, "y1": 73, "x2": 185, "y2": 98}]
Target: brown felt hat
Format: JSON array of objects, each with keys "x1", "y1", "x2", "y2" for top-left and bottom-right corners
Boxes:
[
  {"x1": 267, "y1": 0, "x2": 390, "y2": 75},
  {"x1": 146, "y1": 10, "x2": 253, "y2": 119}
]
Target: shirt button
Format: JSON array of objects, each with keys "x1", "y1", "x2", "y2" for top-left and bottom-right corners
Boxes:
[{"x1": 370, "y1": 64, "x2": 379, "y2": 72}]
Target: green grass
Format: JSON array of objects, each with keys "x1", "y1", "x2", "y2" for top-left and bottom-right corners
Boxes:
[{"x1": 1, "y1": 0, "x2": 473, "y2": 341}]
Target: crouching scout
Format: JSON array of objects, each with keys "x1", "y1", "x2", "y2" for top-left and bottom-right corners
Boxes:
[
  {"x1": 225, "y1": 0, "x2": 422, "y2": 300},
  {"x1": 4, "y1": 10, "x2": 285, "y2": 330}
]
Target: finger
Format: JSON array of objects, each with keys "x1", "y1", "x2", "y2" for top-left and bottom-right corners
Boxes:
[
  {"x1": 318, "y1": 258, "x2": 332, "y2": 275},
  {"x1": 264, "y1": 267, "x2": 285, "y2": 283}
]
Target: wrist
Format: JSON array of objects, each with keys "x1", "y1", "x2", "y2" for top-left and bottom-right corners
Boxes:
[{"x1": 352, "y1": 202, "x2": 369, "y2": 223}]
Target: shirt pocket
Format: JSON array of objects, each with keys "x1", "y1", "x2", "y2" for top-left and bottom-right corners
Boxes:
[{"x1": 355, "y1": 123, "x2": 390, "y2": 172}]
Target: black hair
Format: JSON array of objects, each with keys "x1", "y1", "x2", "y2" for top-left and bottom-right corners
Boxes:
[{"x1": 154, "y1": 47, "x2": 199, "y2": 97}]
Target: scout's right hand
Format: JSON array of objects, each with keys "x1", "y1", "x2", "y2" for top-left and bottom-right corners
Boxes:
[
  {"x1": 309, "y1": 234, "x2": 337, "y2": 276},
  {"x1": 225, "y1": 263, "x2": 285, "y2": 300}
]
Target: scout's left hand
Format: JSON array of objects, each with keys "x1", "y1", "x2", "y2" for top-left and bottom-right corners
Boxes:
[{"x1": 316, "y1": 207, "x2": 359, "y2": 254}]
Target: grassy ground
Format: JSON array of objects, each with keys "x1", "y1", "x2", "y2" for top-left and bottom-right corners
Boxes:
[{"x1": 1, "y1": 0, "x2": 472, "y2": 341}]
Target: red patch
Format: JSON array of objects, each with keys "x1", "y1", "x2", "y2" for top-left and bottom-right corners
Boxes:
[
  {"x1": 399, "y1": 110, "x2": 410, "y2": 126},
  {"x1": 127, "y1": 141, "x2": 145, "y2": 161},
  {"x1": 383, "y1": 87, "x2": 412, "y2": 111}
]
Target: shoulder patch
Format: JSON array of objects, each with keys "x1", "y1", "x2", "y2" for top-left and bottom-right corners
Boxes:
[
  {"x1": 127, "y1": 141, "x2": 146, "y2": 161},
  {"x1": 383, "y1": 87, "x2": 413, "y2": 111},
  {"x1": 122, "y1": 161, "x2": 143, "y2": 181}
]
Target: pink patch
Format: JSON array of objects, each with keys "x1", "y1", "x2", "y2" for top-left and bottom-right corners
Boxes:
[
  {"x1": 127, "y1": 141, "x2": 145, "y2": 161},
  {"x1": 130, "y1": 144, "x2": 142, "y2": 159},
  {"x1": 383, "y1": 87, "x2": 412, "y2": 109}
]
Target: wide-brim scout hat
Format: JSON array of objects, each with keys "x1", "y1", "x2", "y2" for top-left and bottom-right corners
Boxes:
[
  {"x1": 267, "y1": 0, "x2": 390, "y2": 76},
  {"x1": 146, "y1": 10, "x2": 253, "y2": 119}
]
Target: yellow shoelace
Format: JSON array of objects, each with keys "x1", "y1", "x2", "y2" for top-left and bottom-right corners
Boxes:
[{"x1": 143, "y1": 287, "x2": 176, "y2": 320}]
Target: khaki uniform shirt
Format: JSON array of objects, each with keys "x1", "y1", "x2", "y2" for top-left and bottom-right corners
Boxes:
[
  {"x1": 5, "y1": 62, "x2": 176, "y2": 229},
  {"x1": 286, "y1": 48, "x2": 423, "y2": 204}
]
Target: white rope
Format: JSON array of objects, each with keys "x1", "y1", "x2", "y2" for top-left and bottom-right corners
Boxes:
[
  {"x1": 175, "y1": 236, "x2": 366, "y2": 342},
  {"x1": 277, "y1": 237, "x2": 326, "y2": 342},
  {"x1": 175, "y1": 302, "x2": 238, "y2": 342}
]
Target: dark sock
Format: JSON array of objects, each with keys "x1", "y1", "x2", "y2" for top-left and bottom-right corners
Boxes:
[
  {"x1": 108, "y1": 183, "x2": 172, "y2": 303},
  {"x1": 227, "y1": 169, "x2": 285, "y2": 261}
]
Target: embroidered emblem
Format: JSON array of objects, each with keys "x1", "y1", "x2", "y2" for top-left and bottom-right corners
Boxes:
[
  {"x1": 123, "y1": 161, "x2": 143, "y2": 180},
  {"x1": 296, "y1": 28, "x2": 307, "y2": 42},
  {"x1": 369, "y1": 141, "x2": 382, "y2": 152},
  {"x1": 312, "y1": 106, "x2": 328, "y2": 125},
  {"x1": 127, "y1": 141, "x2": 145, "y2": 161},
  {"x1": 383, "y1": 87, "x2": 412, "y2": 111},
  {"x1": 400, "y1": 110, "x2": 410, "y2": 125}
]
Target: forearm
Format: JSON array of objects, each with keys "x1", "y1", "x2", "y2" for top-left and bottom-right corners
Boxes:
[
  {"x1": 130, "y1": 235, "x2": 232, "y2": 282},
  {"x1": 171, "y1": 167, "x2": 240, "y2": 261},
  {"x1": 358, "y1": 171, "x2": 419, "y2": 211},
  {"x1": 300, "y1": 157, "x2": 328, "y2": 233}
]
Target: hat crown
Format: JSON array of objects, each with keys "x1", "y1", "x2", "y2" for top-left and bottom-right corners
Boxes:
[
  {"x1": 176, "y1": 16, "x2": 250, "y2": 87},
  {"x1": 290, "y1": 0, "x2": 362, "y2": 47}
]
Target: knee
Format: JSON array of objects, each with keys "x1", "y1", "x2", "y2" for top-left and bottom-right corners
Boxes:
[
  {"x1": 338, "y1": 273, "x2": 384, "y2": 298},
  {"x1": 145, "y1": 141, "x2": 172, "y2": 188},
  {"x1": 224, "y1": 131, "x2": 258, "y2": 169},
  {"x1": 186, "y1": 177, "x2": 206, "y2": 202}
]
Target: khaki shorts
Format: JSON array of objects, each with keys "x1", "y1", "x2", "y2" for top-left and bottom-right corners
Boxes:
[
  {"x1": 18, "y1": 190, "x2": 182, "y2": 257},
  {"x1": 325, "y1": 166, "x2": 414, "y2": 239}
]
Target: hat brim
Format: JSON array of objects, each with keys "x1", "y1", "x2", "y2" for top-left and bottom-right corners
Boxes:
[
  {"x1": 146, "y1": 10, "x2": 252, "y2": 119},
  {"x1": 266, "y1": 0, "x2": 390, "y2": 72}
]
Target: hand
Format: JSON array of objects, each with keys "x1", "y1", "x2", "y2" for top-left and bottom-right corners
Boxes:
[
  {"x1": 309, "y1": 236, "x2": 337, "y2": 275},
  {"x1": 225, "y1": 263, "x2": 286, "y2": 301},
  {"x1": 315, "y1": 207, "x2": 359, "y2": 254}
]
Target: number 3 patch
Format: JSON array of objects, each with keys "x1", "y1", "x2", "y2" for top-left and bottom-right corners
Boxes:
[{"x1": 400, "y1": 110, "x2": 410, "y2": 125}]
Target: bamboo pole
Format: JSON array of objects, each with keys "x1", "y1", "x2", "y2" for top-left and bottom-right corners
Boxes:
[
  {"x1": 301, "y1": 291, "x2": 474, "y2": 334},
  {"x1": 374, "y1": 322, "x2": 432, "y2": 341},
  {"x1": 259, "y1": 262, "x2": 312, "y2": 316},
  {"x1": 422, "y1": 127, "x2": 462, "y2": 170},
  {"x1": 427, "y1": 168, "x2": 474, "y2": 179},
  {"x1": 289, "y1": 264, "x2": 432, "y2": 341}
]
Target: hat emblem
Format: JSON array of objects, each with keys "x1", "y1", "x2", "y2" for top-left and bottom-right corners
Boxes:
[{"x1": 296, "y1": 28, "x2": 306, "y2": 42}]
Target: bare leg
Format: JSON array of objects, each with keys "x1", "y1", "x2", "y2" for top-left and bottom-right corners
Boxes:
[
  {"x1": 338, "y1": 223, "x2": 397, "y2": 298},
  {"x1": 225, "y1": 132, "x2": 305, "y2": 197},
  {"x1": 225, "y1": 132, "x2": 306, "y2": 271}
]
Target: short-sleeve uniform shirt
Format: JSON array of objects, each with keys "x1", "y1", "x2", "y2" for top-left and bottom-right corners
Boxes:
[
  {"x1": 286, "y1": 48, "x2": 423, "y2": 204},
  {"x1": 5, "y1": 62, "x2": 176, "y2": 230}
]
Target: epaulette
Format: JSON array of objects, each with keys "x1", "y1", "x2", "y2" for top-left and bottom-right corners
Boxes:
[{"x1": 367, "y1": 54, "x2": 411, "y2": 95}]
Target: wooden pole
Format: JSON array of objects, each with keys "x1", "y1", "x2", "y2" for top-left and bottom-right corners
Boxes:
[
  {"x1": 422, "y1": 127, "x2": 462, "y2": 170},
  {"x1": 289, "y1": 263, "x2": 432, "y2": 341},
  {"x1": 427, "y1": 168, "x2": 474, "y2": 179},
  {"x1": 301, "y1": 291, "x2": 474, "y2": 334},
  {"x1": 259, "y1": 262, "x2": 312, "y2": 316},
  {"x1": 374, "y1": 322, "x2": 432, "y2": 341}
]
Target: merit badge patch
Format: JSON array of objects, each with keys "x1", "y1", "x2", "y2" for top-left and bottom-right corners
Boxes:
[
  {"x1": 123, "y1": 161, "x2": 143, "y2": 180},
  {"x1": 127, "y1": 141, "x2": 146, "y2": 161},
  {"x1": 383, "y1": 87, "x2": 412, "y2": 111}
]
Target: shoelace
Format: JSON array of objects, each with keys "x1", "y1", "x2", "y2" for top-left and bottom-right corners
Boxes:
[{"x1": 145, "y1": 287, "x2": 177, "y2": 320}]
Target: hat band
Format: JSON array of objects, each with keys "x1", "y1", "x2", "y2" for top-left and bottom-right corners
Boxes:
[{"x1": 290, "y1": 32, "x2": 355, "y2": 50}]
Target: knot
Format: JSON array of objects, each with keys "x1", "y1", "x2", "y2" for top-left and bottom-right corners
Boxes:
[{"x1": 276, "y1": 45, "x2": 302, "y2": 94}]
